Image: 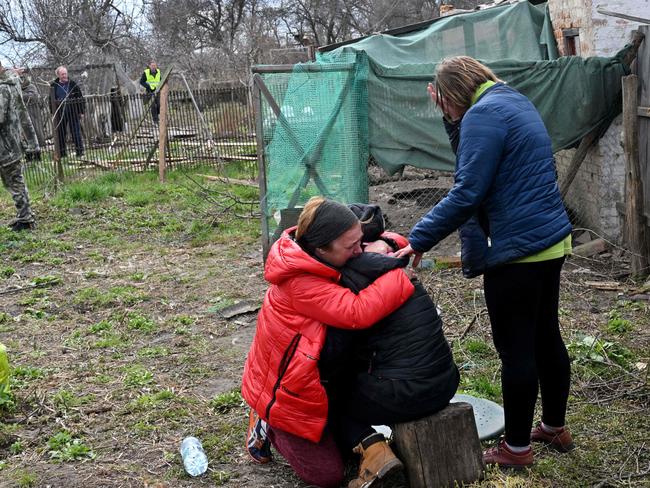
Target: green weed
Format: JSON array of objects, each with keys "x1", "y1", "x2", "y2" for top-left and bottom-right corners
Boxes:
[
  {"x1": 123, "y1": 365, "x2": 154, "y2": 388},
  {"x1": 74, "y1": 285, "x2": 147, "y2": 309},
  {"x1": 88, "y1": 320, "x2": 113, "y2": 334},
  {"x1": 568, "y1": 335, "x2": 635, "y2": 371},
  {"x1": 126, "y1": 313, "x2": 157, "y2": 333},
  {"x1": 13, "y1": 470, "x2": 38, "y2": 487},
  {"x1": 460, "y1": 373, "x2": 501, "y2": 401},
  {"x1": 0, "y1": 266, "x2": 15, "y2": 278},
  {"x1": 47, "y1": 431, "x2": 95, "y2": 462},
  {"x1": 209, "y1": 389, "x2": 244, "y2": 414},
  {"x1": 127, "y1": 389, "x2": 175, "y2": 412},
  {"x1": 52, "y1": 389, "x2": 94, "y2": 411},
  {"x1": 9, "y1": 439, "x2": 24, "y2": 454},
  {"x1": 606, "y1": 310, "x2": 632, "y2": 334},
  {"x1": 463, "y1": 338, "x2": 493, "y2": 358}
]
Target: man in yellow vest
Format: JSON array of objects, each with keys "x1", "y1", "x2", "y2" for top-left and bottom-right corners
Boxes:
[{"x1": 139, "y1": 60, "x2": 161, "y2": 125}]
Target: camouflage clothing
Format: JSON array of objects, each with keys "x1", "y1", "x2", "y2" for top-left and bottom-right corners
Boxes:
[
  {"x1": 1, "y1": 160, "x2": 34, "y2": 224},
  {"x1": 0, "y1": 69, "x2": 38, "y2": 224}
]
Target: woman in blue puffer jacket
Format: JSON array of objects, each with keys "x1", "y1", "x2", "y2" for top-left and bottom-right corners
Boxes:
[{"x1": 395, "y1": 56, "x2": 575, "y2": 468}]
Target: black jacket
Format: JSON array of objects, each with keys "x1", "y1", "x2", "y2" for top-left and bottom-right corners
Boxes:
[
  {"x1": 49, "y1": 78, "x2": 85, "y2": 115},
  {"x1": 339, "y1": 252, "x2": 459, "y2": 420}
]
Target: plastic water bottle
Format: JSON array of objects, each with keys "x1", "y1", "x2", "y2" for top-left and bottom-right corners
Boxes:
[{"x1": 180, "y1": 436, "x2": 208, "y2": 476}]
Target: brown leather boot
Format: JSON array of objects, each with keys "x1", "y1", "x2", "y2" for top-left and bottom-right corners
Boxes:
[{"x1": 348, "y1": 434, "x2": 403, "y2": 488}]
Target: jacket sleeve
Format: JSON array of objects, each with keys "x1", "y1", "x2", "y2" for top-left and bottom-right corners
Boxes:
[
  {"x1": 73, "y1": 83, "x2": 86, "y2": 114},
  {"x1": 139, "y1": 72, "x2": 150, "y2": 91},
  {"x1": 16, "y1": 90, "x2": 39, "y2": 152},
  {"x1": 290, "y1": 268, "x2": 414, "y2": 330},
  {"x1": 0, "y1": 87, "x2": 9, "y2": 126},
  {"x1": 409, "y1": 105, "x2": 506, "y2": 253}
]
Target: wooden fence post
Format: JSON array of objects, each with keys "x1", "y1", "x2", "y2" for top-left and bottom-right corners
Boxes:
[
  {"x1": 622, "y1": 75, "x2": 650, "y2": 277},
  {"x1": 158, "y1": 81, "x2": 170, "y2": 183}
]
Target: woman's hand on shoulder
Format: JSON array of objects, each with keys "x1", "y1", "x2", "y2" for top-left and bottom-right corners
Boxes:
[{"x1": 391, "y1": 244, "x2": 423, "y2": 268}]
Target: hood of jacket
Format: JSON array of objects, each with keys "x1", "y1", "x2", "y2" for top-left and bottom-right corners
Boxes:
[{"x1": 264, "y1": 226, "x2": 340, "y2": 285}]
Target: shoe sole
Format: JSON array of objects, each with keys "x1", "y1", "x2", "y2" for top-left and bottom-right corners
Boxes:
[{"x1": 360, "y1": 459, "x2": 404, "y2": 488}]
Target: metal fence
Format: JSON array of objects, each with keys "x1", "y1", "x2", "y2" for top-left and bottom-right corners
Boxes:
[{"x1": 22, "y1": 86, "x2": 257, "y2": 187}]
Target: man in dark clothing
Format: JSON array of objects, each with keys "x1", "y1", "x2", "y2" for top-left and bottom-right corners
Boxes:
[
  {"x1": 139, "y1": 60, "x2": 161, "y2": 125},
  {"x1": 50, "y1": 66, "x2": 85, "y2": 157}
]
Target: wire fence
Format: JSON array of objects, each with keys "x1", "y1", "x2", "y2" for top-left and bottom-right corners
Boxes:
[{"x1": 22, "y1": 86, "x2": 257, "y2": 188}]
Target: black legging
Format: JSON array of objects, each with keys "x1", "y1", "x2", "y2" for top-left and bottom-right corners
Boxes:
[{"x1": 483, "y1": 257, "x2": 570, "y2": 447}]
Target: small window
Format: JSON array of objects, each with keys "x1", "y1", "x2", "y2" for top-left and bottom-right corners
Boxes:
[{"x1": 562, "y1": 28, "x2": 580, "y2": 56}]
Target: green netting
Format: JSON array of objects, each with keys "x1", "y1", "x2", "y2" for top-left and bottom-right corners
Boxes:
[
  {"x1": 318, "y1": 1, "x2": 629, "y2": 175},
  {"x1": 258, "y1": 52, "x2": 369, "y2": 242},
  {"x1": 256, "y1": 1, "x2": 631, "y2": 245}
]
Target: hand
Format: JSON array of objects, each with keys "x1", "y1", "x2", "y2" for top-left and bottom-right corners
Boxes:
[
  {"x1": 391, "y1": 244, "x2": 424, "y2": 268},
  {"x1": 427, "y1": 82, "x2": 438, "y2": 105}
]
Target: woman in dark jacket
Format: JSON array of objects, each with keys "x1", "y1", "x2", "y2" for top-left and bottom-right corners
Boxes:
[{"x1": 396, "y1": 56, "x2": 574, "y2": 468}]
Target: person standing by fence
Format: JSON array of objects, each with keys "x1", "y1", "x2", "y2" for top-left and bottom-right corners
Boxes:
[
  {"x1": 140, "y1": 60, "x2": 161, "y2": 125},
  {"x1": 0, "y1": 61, "x2": 40, "y2": 231},
  {"x1": 50, "y1": 66, "x2": 85, "y2": 158}
]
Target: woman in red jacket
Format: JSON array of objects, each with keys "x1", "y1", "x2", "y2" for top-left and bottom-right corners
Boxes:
[{"x1": 242, "y1": 197, "x2": 414, "y2": 488}]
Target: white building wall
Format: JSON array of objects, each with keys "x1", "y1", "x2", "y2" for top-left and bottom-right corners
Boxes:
[{"x1": 548, "y1": 0, "x2": 647, "y2": 241}]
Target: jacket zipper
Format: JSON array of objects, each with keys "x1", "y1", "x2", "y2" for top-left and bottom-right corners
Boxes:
[{"x1": 265, "y1": 333, "x2": 301, "y2": 421}]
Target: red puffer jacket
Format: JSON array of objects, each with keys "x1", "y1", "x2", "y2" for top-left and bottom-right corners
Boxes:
[{"x1": 242, "y1": 227, "x2": 414, "y2": 443}]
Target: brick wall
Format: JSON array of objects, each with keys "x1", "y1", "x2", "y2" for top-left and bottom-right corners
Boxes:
[{"x1": 548, "y1": 0, "x2": 646, "y2": 241}]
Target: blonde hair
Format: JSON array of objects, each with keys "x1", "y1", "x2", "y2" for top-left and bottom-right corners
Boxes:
[
  {"x1": 434, "y1": 56, "x2": 501, "y2": 114},
  {"x1": 295, "y1": 196, "x2": 326, "y2": 241}
]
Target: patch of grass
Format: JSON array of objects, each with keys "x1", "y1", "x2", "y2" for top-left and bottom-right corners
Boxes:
[
  {"x1": 52, "y1": 389, "x2": 94, "y2": 411},
  {"x1": 123, "y1": 365, "x2": 154, "y2": 388},
  {"x1": 606, "y1": 310, "x2": 632, "y2": 334},
  {"x1": 92, "y1": 332, "x2": 130, "y2": 350},
  {"x1": 13, "y1": 469, "x2": 38, "y2": 487},
  {"x1": 187, "y1": 220, "x2": 215, "y2": 247},
  {"x1": 463, "y1": 338, "x2": 493, "y2": 358},
  {"x1": 74, "y1": 285, "x2": 147, "y2": 309},
  {"x1": 88, "y1": 320, "x2": 113, "y2": 334},
  {"x1": 0, "y1": 266, "x2": 15, "y2": 278},
  {"x1": 126, "y1": 313, "x2": 157, "y2": 333},
  {"x1": 9, "y1": 439, "x2": 24, "y2": 454},
  {"x1": 460, "y1": 373, "x2": 501, "y2": 402},
  {"x1": 209, "y1": 389, "x2": 243, "y2": 414},
  {"x1": 126, "y1": 389, "x2": 175, "y2": 413},
  {"x1": 174, "y1": 315, "x2": 195, "y2": 326},
  {"x1": 47, "y1": 431, "x2": 95, "y2": 462},
  {"x1": 568, "y1": 334, "x2": 635, "y2": 370}
]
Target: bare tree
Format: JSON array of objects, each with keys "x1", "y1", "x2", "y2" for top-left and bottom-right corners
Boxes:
[{"x1": 0, "y1": 0, "x2": 146, "y2": 69}]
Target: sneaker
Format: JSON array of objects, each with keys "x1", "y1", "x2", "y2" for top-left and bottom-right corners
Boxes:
[
  {"x1": 9, "y1": 221, "x2": 36, "y2": 232},
  {"x1": 483, "y1": 439, "x2": 533, "y2": 469},
  {"x1": 246, "y1": 409, "x2": 272, "y2": 464},
  {"x1": 531, "y1": 423, "x2": 575, "y2": 452}
]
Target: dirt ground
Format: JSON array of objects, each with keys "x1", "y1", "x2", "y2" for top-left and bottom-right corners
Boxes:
[{"x1": 0, "y1": 171, "x2": 649, "y2": 487}]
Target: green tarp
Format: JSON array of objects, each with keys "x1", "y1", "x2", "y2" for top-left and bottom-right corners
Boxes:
[
  {"x1": 318, "y1": 1, "x2": 629, "y2": 174},
  {"x1": 256, "y1": 1, "x2": 630, "y2": 242}
]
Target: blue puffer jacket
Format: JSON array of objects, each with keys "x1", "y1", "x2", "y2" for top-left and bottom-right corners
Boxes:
[{"x1": 410, "y1": 83, "x2": 571, "y2": 274}]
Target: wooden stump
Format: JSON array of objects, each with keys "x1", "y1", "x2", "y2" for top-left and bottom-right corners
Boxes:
[{"x1": 393, "y1": 402, "x2": 484, "y2": 488}]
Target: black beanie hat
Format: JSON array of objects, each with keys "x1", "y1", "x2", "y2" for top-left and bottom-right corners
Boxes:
[
  {"x1": 298, "y1": 199, "x2": 359, "y2": 253},
  {"x1": 348, "y1": 204, "x2": 385, "y2": 242}
]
